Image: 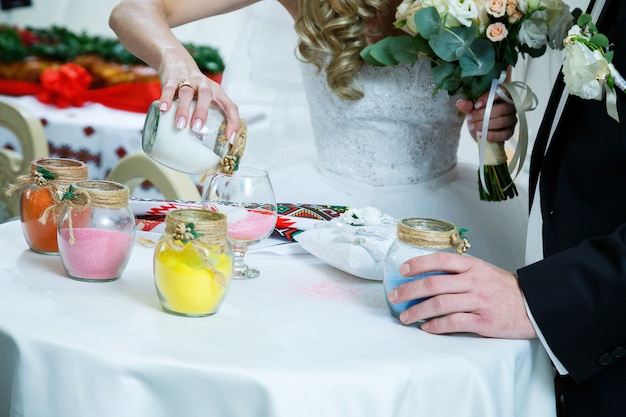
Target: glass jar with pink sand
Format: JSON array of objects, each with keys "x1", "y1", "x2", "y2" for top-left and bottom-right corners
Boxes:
[{"x1": 57, "y1": 180, "x2": 135, "y2": 282}]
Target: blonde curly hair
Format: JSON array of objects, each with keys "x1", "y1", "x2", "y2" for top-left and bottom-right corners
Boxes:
[{"x1": 295, "y1": 0, "x2": 395, "y2": 100}]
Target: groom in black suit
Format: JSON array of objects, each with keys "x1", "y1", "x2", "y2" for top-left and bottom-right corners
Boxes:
[
  {"x1": 519, "y1": 0, "x2": 626, "y2": 415},
  {"x1": 388, "y1": 1, "x2": 626, "y2": 416}
]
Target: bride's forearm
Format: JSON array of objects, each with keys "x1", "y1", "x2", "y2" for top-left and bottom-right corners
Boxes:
[
  {"x1": 109, "y1": 0, "x2": 258, "y2": 71},
  {"x1": 109, "y1": 0, "x2": 247, "y2": 139},
  {"x1": 109, "y1": 0, "x2": 188, "y2": 71}
]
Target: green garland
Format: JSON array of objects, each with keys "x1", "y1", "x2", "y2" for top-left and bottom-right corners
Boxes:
[{"x1": 0, "y1": 25, "x2": 224, "y2": 74}]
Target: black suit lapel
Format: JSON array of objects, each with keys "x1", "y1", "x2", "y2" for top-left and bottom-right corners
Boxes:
[
  {"x1": 528, "y1": 0, "x2": 614, "y2": 209},
  {"x1": 528, "y1": 74, "x2": 565, "y2": 208}
]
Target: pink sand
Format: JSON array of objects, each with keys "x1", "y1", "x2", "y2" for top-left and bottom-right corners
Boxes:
[
  {"x1": 58, "y1": 228, "x2": 134, "y2": 279},
  {"x1": 228, "y1": 210, "x2": 277, "y2": 241}
]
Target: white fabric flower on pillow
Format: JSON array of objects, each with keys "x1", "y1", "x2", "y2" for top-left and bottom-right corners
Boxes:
[
  {"x1": 295, "y1": 207, "x2": 396, "y2": 280},
  {"x1": 340, "y1": 207, "x2": 395, "y2": 226}
]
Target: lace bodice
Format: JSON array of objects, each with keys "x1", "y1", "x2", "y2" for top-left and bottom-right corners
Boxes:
[{"x1": 301, "y1": 59, "x2": 464, "y2": 186}]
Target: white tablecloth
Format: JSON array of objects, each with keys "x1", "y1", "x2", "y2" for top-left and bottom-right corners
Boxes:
[{"x1": 0, "y1": 220, "x2": 556, "y2": 417}]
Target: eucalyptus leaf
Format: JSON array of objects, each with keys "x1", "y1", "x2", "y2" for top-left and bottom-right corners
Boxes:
[
  {"x1": 431, "y1": 61, "x2": 456, "y2": 88},
  {"x1": 429, "y1": 25, "x2": 475, "y2": 63},
  {"x1": 468, "y1": 64, "x2": 503, "y2": 99},
  {"x1": 503, "y1": 42, "x2": 520, "y2": 66},
  {"x1": 577, "y1": 13, "x2": 592, "y2": 28},
  {"x1": 360, "y1": 44, "x2": 383, "y2": 65},
  {"x1": 414, "y1": 7, "x2": 442, "y2": 39},
  {"x1": 607, "y1": 76, "x2": 615, "y2": 90},
  {"x1": 459, "y1": 38, "x2": 495, "y2": 77},
  {"x1": 389, "y1": 35, "x2": 423, "y2": 64},
  {"x1": 440, "y1": 77, "x2": 461, "y2": 94},
  {"x1": 590, "y1": 33, "x2": 609, "y2": 49},
  {"x1": 368, "y1": 37, "x2": 400, "y2": 66}
]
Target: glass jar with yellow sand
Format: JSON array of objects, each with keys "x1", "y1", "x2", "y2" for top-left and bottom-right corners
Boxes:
[{"x1": 153, "y1": 209, "x2": 233, "y2": 317}]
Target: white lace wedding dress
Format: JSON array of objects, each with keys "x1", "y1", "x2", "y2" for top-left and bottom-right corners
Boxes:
[{"x1": 222, "y1": 2, "x2": 528, "y2": 272}]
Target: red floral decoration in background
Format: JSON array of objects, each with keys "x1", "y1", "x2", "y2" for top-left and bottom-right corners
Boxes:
[{"x1": 37, "y1": 63, "x2": 93, "y2": 108}]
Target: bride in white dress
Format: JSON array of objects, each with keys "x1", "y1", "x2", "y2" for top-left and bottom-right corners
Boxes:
[
  {"x1": 110, "y1": 0, "x2": 529, "y2": 272},
  {"x1": 220, "y1": 2, "x2": 528, "y2": 272}
]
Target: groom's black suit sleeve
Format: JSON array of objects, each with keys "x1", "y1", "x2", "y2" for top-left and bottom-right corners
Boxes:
[{"x1": 517, "y1": 1, "x2": 626, "y2": 415}]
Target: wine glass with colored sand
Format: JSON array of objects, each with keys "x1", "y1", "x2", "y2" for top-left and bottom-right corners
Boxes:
[{"x1": 202, "y1": 167, "x2": 278, "y2": 279}]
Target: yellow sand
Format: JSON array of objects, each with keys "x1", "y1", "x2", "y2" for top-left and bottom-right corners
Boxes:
[{"x1": 154, "y1": 242, "x2": 232, "y2": 315}]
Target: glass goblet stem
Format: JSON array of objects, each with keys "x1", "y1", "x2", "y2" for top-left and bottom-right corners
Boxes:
[{"x1": 231, "y1": 243, "x2": 259, "y2": 279}]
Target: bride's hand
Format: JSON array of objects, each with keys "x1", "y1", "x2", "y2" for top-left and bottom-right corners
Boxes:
[
  {"x1": 158, "y1": 52, "x2": 240, "y2": 142},
  {"x1": 456, "y1": 92, "x2": 517, "y2": 143},
  {"x1": 109, "y1": 0, "x2": 243, "y2": 141}
]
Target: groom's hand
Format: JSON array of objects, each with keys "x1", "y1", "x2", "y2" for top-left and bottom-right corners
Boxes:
[{"x1": 388, "y1": 252, "x2": 537, "y2": 340}]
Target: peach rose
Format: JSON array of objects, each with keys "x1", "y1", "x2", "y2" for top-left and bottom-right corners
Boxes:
[
  {"x1": 486, "y1": 0, "x2": 506, "y2": 18},
  {"x1": 508, "y1": 10, "x2": 523, "y2": 23},
  {"x1": 506, "y1": 0, "x2": 518, "y2": 17},
  {"x1": 486, "y1": 22, "x2": 509, "y2": 42}
]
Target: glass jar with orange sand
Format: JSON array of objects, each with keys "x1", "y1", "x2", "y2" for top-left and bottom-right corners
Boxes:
[{"x1": 7, "y1": 158, "x2": 88, "y2": 255}]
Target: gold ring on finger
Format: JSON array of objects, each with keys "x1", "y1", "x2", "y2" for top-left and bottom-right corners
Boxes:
[{"x1": 177, "y1": 79, "x2": 195, "y2": 92}]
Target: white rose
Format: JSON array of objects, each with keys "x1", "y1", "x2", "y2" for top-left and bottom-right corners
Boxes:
[
  {"x1": 542, "y1": 0, "x2": 574, "y2": 49},
  {"x1": 421, "y1": 0, "x2": 445, "y2": 12},
  {"x1": 564, "y1": 24, "x2": 583, "y2": 40},
  {"x1": 446, "y1": 0, "x2": 479, "y2": 27},
  {"x1": 515, "y1": 0, "x2": 529, "y2": 13},
  {"x1": 474, "y1": 0, "x2": 491, "y2": 30},
  {"x1": 562, "y1": 43, "x2": 609, "y2": 101},
  {"x1": 518, "y1": 10, "x2": 548, "y2": 49},
  {"x1": 395, "y1": 0, "x2": 423, "y2": 36},
  {"x1": 515, "y1": 0, "x2": 541, "y2": 13},
  {"x1": 539, "y1": 0, "x2": 560, "y2": 8},
  {"x1": 527, "y1": 0, "x2": 541, "y2": 13},
  {"x1": 420, "y1": 0, "x2": 451, "y2": 24}
]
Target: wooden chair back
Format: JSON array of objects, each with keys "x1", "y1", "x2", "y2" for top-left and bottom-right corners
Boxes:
[
  {"x1": 0, "y1": 100, "x2": 48, "y2": 219},
  {"x1": 107, "y1": 152, "x2": 202, "y2": 201}
]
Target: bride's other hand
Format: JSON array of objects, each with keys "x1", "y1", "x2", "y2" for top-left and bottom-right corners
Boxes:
[{"x1": 456, "y1": 92, "x2": 517, "y2": 143}]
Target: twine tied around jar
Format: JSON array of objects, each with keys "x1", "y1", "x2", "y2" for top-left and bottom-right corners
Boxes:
[
  {"x1": 53, "y1": 180, "x2": 130, "y2": 244},
  {"x1": 397, "y1": 218, "x2": 470, "y2": 255},
  {"x1": 163, "y1": 209, "x2": 231, "y2": 288},
  {"x1": 5, "y1": 158, "x2": 89, "y2": 222},
  {"x1": 199, "y1": 120, "x2": 247, "y2": 184}
]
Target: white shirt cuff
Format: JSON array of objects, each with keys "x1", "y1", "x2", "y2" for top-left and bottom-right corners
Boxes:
[{"x1": 523, "y1": 295, "x2": 569, "y2": 375}]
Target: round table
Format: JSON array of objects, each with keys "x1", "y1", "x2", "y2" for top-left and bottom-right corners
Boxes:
[{"x1": 0, "y1": 220, "x2": 556, "y2": 417}]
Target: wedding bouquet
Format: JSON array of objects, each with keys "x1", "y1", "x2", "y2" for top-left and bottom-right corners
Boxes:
[
  {"x1": 562, "y1": 13, "x2": 626, "y2": 122},
  {"x1": 361, "y1": 0, "x2": 574, "y2": 201}
]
